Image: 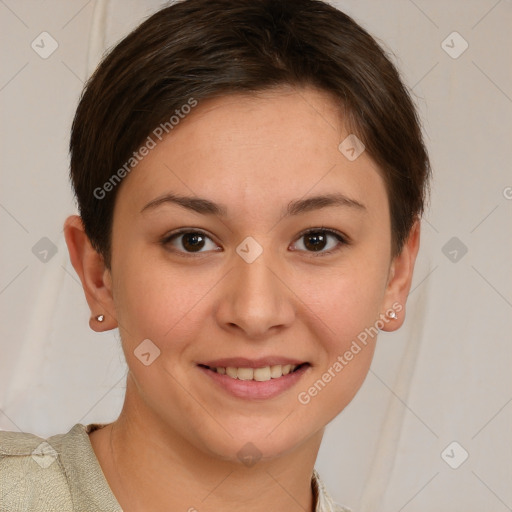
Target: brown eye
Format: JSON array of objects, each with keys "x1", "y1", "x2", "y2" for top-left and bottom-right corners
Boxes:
[
  {"x1": 162, "y1": 230, "x2": 219, "y2": 254},
  {"x1": 303, "y1": 231, "x2": 328, "y2": 251},
  {"x1": 180, "y1": 232, "x2": 207, "y2": 252},
  {"x1": 291, "y1": 229, "x2": 347, "y2": 255}
]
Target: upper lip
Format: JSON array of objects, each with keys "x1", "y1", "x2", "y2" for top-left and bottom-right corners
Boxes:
[{"x1": 199, "y1": 357, "x2": 307, "y2": 368}]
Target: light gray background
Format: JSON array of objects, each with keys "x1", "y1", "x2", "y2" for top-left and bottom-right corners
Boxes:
[{"x1": 1, "y1": 1, "x2": 511, "y2": 511}]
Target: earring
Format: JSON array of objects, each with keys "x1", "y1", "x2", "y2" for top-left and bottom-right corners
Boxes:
[
  {"x1": 386, "y1": 310, "x2": 397, "y2": 320},
  {"x1": 95, "y1": 314, "x2": 105, "y2": 322}
]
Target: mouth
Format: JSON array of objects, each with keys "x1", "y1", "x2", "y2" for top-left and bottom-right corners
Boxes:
[
  {"x1": 196, "y1": 360, "x2": 311, "y2": 400},
  {"x1": 198, "y1": 362, "x2": 309, "y2": 381}
]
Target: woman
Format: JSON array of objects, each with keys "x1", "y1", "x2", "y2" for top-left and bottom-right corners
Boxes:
[{"x1": 0, "y1": 0, "x2": 430, "y2": 510}]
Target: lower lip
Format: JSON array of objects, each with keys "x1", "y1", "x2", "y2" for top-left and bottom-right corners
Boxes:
[{"x1": 198, "y1": 365, "x2": 310, "y2": 400}]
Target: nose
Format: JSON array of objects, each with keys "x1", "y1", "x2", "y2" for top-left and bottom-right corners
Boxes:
[{"x1": 215, "y1": 250, "x2": 296, "y2": 340}]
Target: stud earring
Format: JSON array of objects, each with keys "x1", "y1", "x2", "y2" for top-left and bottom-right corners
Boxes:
[
  {"x1": 387, "y1": 310, "x2": 397, "y2": 320},
  {"x1": 95, "y1": 314, "x2": 105, "y2": 322}
]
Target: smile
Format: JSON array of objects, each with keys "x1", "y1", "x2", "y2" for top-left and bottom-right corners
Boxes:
[
  {"x1": 197, "y1": 359, "x2": 311, "y2": 400},
  {"x1": 202, "y1": 363, "x2": 307, "y2": 381}
]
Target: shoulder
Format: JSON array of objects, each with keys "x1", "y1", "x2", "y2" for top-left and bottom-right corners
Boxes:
[
  {"x1": 0, "y1": 427, "x2": 74, "y2": 511},
  {"x1": 1, "y1": 423, "x2": 122, "y2": 512}
]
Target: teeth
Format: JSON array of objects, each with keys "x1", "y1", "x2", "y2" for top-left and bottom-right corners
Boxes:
[
  {"x1": 212, "y1": 364, "x2": 300, "y2": 380},
  {"x1": 226, "y1": 367, "x2": 238, "y2": 378},
  {"x1": 237, "y1": 367, "x2": 254, "y2": 380},
  {"x1": 270, "y1": 365, "x2": 282, "y2": 378},
  {"x1": 253, "y1": 366, "x2": 271, "y2": 381}
]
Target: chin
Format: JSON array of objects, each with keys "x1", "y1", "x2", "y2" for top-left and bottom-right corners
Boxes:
[{"x1": 191, "y1": 417, "x2": 318, "y2": 465}]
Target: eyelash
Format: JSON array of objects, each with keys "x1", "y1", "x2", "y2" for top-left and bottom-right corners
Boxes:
[{"x1": 160, "y1": 226, "x2": 349, "y2": 258}]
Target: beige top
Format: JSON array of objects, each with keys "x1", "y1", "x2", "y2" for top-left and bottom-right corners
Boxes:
[{"x1": 0, "y1": 423, "x2": 351, "y2": 512}]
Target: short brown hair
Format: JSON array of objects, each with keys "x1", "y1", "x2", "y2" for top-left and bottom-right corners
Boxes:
[{"x1": 69, "y1": 0, "x2": 431, "y2": 269}]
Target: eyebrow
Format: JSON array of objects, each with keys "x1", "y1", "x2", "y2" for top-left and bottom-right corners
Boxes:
[{"x1": 140, "y1": 192, "x2": 366, "y2": 217}]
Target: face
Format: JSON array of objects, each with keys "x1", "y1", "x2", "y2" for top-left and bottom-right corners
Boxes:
[{"x1": 104, "y1": 87, "x2": 402, "y2": 461}]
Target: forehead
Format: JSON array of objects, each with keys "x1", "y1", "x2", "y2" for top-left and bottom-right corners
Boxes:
[{"x1": 114, "y1": 87, "x2": 388, "y2": 221}]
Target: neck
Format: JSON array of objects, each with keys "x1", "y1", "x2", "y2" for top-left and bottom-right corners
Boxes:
[{"x1": 90, "y1": 373, "x2": 323, "y2": 512}]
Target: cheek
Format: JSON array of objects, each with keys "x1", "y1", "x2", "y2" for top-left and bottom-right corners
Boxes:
[
  {"x1": 293, "y1": 273, "x2": 382, "y2": 422},
  {"x1": 112, "y1": 253, "x2": 220, "y2": 351},
  {"x1": 301, "y1": 253, "x2": 388, "y2": 343},
  {"x1": 293, "y1": 251, "x2": 387, "y2": 401}
]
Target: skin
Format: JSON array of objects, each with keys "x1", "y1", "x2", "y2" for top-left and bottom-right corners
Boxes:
[{"x1": 64, "y1": 86, "x2": 420, "y2": 512}]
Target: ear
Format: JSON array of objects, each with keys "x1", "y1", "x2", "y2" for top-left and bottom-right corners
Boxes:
[
  {"x1": 380, "y1": 218, "x2": 421, "y2": 331},
  {"x1": 63, "y1": 215, "x2": 117, "y2": 332}
]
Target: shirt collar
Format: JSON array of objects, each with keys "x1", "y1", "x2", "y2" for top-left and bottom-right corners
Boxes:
[
  {"x1": 50, "y1": 423, "x2": 121, "y2": 511},
  {"x1": 312, "y1": 468, "x2": 346, "y2": 512}
]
